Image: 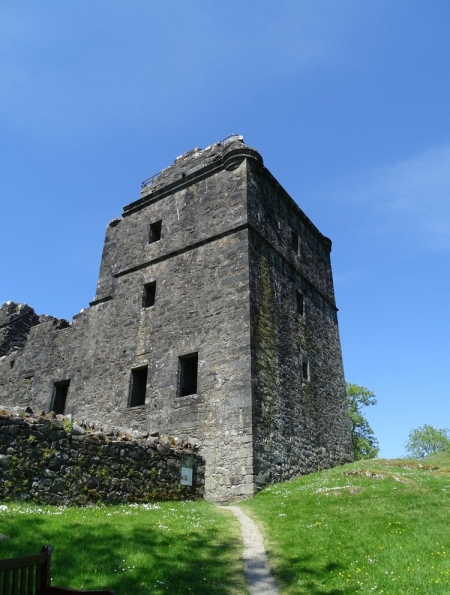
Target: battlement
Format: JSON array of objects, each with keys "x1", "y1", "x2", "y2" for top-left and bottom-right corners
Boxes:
[
  {"x1": 141, "y1": 134, "x2": 248, "y2": 190},
  {"x1": 125, "y1": 134, "x2": 262, "y2": 215}
]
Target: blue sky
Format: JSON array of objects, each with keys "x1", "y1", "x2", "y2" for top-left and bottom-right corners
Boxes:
[{"x1": 1, "y1": 1, "x2": 449, "y2": 458}]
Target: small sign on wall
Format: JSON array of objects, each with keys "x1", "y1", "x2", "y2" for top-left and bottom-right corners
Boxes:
[{"x1": 180, "y1": 455, "x2": 194, "y2": 486}]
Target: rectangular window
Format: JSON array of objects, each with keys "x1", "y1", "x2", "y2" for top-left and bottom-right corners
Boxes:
[
  {"x1": 302, "y1": 358, "x2": 310, "y2": 382},
  {"x1": 143, "y1": 281, "x2": 156, "y2": 308},
  {"x1": 296, "y1": 291, "x2": 304, "y2": 316},
  {"x1": 291, "y1": 230, "x2": 299, "y2": 253},
  {"x1": 149, "y1": 220, "x2": 162, "y2": 244},
  {"x1": 179, "y1": 353, "x2": 198, "y2": 397},
  {"x1": 129, "y1": 366, "x2": 148, "y2": 407},
  {"x1": 52, "y1": 380, "x2": 70, "y2": 414}
]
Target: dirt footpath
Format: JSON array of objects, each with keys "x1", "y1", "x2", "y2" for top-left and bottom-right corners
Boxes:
[{"x1": 226, "y1": 506, "x2": 279, "y2": 595}]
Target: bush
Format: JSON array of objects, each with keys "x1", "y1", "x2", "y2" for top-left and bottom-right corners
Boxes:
[{"x1": 404, "y1": 424, "x2": 450, "y2": 458}]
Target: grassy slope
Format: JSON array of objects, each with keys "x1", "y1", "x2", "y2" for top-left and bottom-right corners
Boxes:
[
  {"x1": 2, "y1": 456, "x2": 450, "y2": 595},
  {"x1": 0, "y1": 500, "x2": 247, "y2": 595},
  {"x1": 240, "y1": 455, "x2": 450, "y2": 595}
]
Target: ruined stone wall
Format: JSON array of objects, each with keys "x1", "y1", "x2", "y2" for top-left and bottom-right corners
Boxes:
[
  {"x1": 246, "y1": 159, "x2": 353, "y2": 487},
  {"x1": 0, "y1": 139, "x2": 257, "y2": 503},
  {"x1": 0, "y1": 407, "x2": 204, "y2": 505},
  {"x1": 0, "y1": 302, "x2": 40, "y2": 357},
  {"x1": 0, "y1": 136, "x2": 353, "y2": 503}
]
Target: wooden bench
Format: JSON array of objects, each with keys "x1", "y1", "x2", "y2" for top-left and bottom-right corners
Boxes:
[{"x1": 0, "y1": 545, "x2": 115, "y2": 595}]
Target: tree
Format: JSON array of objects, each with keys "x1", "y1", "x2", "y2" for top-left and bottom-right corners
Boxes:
[
  {"x1": 404, "y1": 425, "x2": 450, "y2": 459},
  {"x1": 347, "y1": 383, "x2": 379, "y2": 460}
]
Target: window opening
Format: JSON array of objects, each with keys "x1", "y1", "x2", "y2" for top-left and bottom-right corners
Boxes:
[
  {"x1": 296, "y1": 291, "x2": 304, "y2": 316},
  {"x1": 291, "y1": 231, "x2": 299, "y2": 253},
  {"x1": 143, "y1": 281, "x2": 156, "y2": 308},
  {"x1": 149, "y1": 220, "x2": 162, "y2": 244},
  {"x1": 302, "y1": 359, "x2": 310, "y2": 382},
  {"x1": 129, "y1": 366, "x2": 148, "y2": 407},
  {"x1": 52, "y1": 380, "x2": 70, "y2": 414},
  {"x1": 179, "y1": 353, "x2": 198, "y2": 397}
]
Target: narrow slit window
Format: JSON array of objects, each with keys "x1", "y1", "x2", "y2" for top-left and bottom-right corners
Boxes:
[
  {"x1": 291, "y1": 231, "x2": 299, "y2": 253},
  {"x1": 302, "y1": 359, "x2": 310, "y2": 382},
  {"x1": 129, "y1": 366, "x2": 148, "y2": 407},
  {"x1": 296, "y1": 291, "x2": 304, "y2": 316},
  {"x1": 143, "y1": 281, "x2": 156, "y2": 308},
  {"x1": 179, "y1": 353, "x2": 198, "y2": 397},
  {"x1": 149, "y1": 220, "x2": 162, "y2": 244},
  {"x1": 52, "y1": 380, "x2": 70, "y2": 414}
]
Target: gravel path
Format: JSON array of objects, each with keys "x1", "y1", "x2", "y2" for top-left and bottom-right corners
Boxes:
[{"x1": 226, "y1": 506, "x2": 279, "y2": 595}]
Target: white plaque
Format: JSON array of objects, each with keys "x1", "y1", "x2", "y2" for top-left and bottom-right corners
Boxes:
[{"x1": 180, "y1": 455, "x2": 194, "y2": 486}]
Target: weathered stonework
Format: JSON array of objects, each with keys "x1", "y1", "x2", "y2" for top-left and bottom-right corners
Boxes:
[
  {"x1": 0, "y1": 135, "x2": 353, "y2": 503},
  {"x1": 0, "y1": 302, "x2": 41, "y2": 357},
  {"x1": 0, "y1": 407, "x2": 204, "y2": 505}
]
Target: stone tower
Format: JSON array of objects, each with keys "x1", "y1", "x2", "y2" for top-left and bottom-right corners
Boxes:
[{"x1": 0, "y1": 135, "x2": 353, "y2": 502}]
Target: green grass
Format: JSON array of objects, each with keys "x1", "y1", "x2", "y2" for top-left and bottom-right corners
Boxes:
[
  {"x1": 0, "y1": 500, "x2": 247, "y2": 595},
  {"x1": 3, "y1": 454, "x2": 450, "y2": 594},
  {"x1": 240, "y1": 455, "x2": 450, "y2": 594},
  {"x1": 420, "y1": 450, "x2": 450, "y2": 467}
]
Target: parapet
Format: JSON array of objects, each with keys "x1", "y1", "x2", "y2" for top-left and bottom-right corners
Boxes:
[{"x1": 124, "y1": 134, "x2": 263, "y2": 215}]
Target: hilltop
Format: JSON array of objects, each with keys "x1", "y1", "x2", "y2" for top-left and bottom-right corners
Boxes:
[{"x1": 241, "y1": 454, "x2": 450, "y2": 594}]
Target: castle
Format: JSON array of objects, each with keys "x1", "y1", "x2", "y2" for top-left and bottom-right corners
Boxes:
[{"x1": 0, "y1": 135, "x2": 353, "y2": 503}]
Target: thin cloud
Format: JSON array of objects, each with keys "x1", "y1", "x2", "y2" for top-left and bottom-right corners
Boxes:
[
  {"x1": 365, "y1": 146, "x2": 450, "y2": 251},
  {"x1": 324, "y1": 146, "x2": 450, "y2": 253}
]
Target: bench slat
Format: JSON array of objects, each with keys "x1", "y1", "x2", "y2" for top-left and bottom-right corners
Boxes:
[
  {"x1": 2, "y1": 569, "x2": 10, "y2": 595},
  {"x1": 28, "y1": 565, "x2": 36, "y2": 594},
  {"x1": 0, "y1": 552, "x2": 46, "y2": 572},
  {"x1": 12, "y1": 568, "x2": 19, "y2": 594},
  {"x1": 19, "y1": 566, "x2": 26, "y2": 595}
]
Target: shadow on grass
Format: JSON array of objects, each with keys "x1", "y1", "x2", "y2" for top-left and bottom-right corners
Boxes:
[
  {"x1": 0, "y1": 512, "x2": 243, "y2": 595},
  {"x1": 271, "y1": 552, "x2": 356, "y2": 595}
]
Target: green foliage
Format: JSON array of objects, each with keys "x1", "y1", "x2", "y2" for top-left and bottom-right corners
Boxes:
[
  {"x1": 347, "y1": 382, "x2": 379, "y2": 460},
  {"x1": 404, "y1": 424, "x2": 450, "y2": 459},
  {"x1": 241, "y1": 457, "x2": 450, "y2": 594},
  {"x1": 63, "y1": 418, "x2": 73, "y2": 433},
  {"x1": 43, "y1": 447, "x2": 56, "y2": 461}
]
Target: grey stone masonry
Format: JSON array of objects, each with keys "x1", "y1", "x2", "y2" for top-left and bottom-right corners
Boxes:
[
  {"x1": 0, "y1": 135, "x2": 353, "y2": 503},
  {"x1": 0, "y1": 302, "x2": 40, "y2": 356},
  {"x1": 0, "y1": 406, "x2": 204, "y2": 505}
]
